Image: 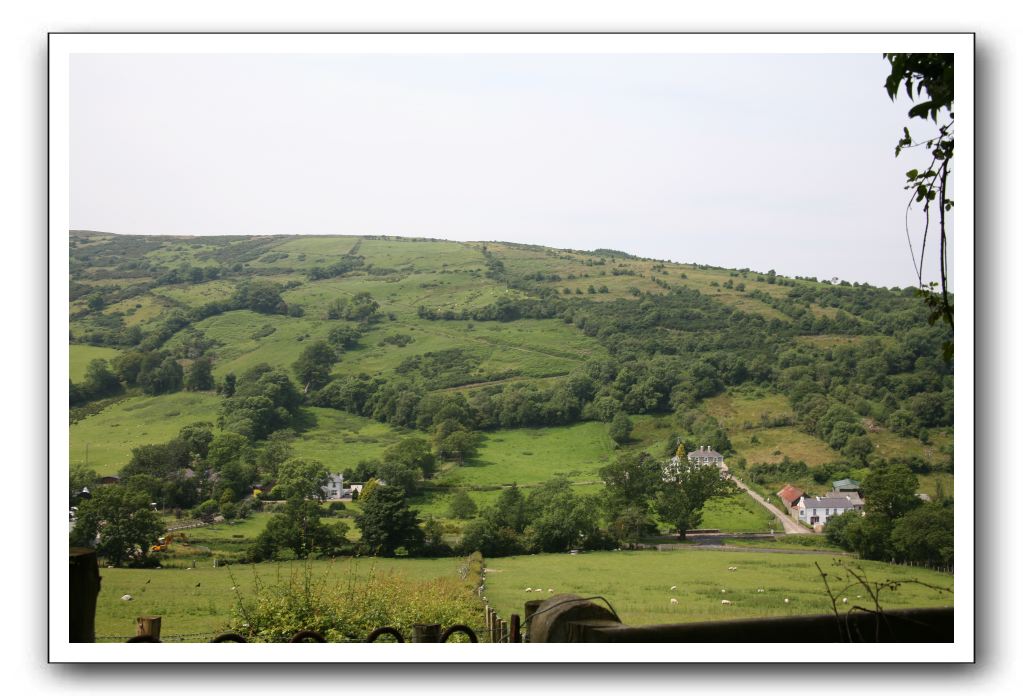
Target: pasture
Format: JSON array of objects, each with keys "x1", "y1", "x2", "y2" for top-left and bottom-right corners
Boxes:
[
  {"x1": 482, "y1": 549, "x2": 953, "y2": 628},
  {"x1": 69, "y1": 344, "x2": 121, "y2": 381},
  {"x1": 69, "y1": 391, "x2": 223, "y2": 476},
  {"x1": 93, "y1": 556, "x2": 475, "y2": 640}
]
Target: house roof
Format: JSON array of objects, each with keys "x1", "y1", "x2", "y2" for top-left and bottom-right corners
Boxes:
[
  {"x1": 800, "y1": 495, "x2": 857, "y2": 510},
  {"x1": 832, "y1": 478, "x2": 860, "y2": 489},
  {"x1": 687, "y1": 448, "x2": 723, "y2": 460},
  {"x1": 777, "y1": 485, "x2": 804, "y2": 506}
]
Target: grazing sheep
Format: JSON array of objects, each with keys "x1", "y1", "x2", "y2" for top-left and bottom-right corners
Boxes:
[
  {"x1": 756, "y1": 588, "x2": 765, "y2": 593},
  {"x1": 721, "y1": 589, "x2": 727, "y2": 593},
  {"x1": 721, "y1": 599, "x2": 732, "y2": 605},
  {"x1": 670, "y1": 585, "x2": 677, "y2": 591},
  {"x1": 727, "y1": 566, "x2": 737, "y2": 571},
  {"x1": 547, "y1": 589, "x2": 553, "y2": 593},
  {"x1": 535, "y1": 588, "x2": 544, "y2": 592},
  {"x1": 670, "y1": 598, "x2": 678, "y2": 605},
  {"x1": 525, "y1": 587, "x2": 532, "y2": 592},
  {"x1": 784, "y1": 598, "x2": 790, "y2": 604},
  {"x1": 121, "y1": 594, "x2": 133, "y2": 601},
  {"x1": 842, "y1": 597, "x2": 848, "y2": 604}
]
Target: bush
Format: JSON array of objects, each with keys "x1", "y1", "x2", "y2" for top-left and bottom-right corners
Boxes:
[{"x1": 225, "y1": 562, "x2": 482, "y2": 642}]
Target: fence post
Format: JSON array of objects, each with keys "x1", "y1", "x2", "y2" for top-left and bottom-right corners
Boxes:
[
  {"x1": 510, "y1": 614, "x2": 521, "y2": 643},
  {"x1": 70, "y1": 547, "x2": 100, "y2": 643},
  {"x1": 499, "y1": 619, "x2": 507, "y2": 643},
  {"x1": 135, "y1": 616, "x2": 162, "y2": 641},
  {"x1": 412, "y1": 623, "x2": 441, "y2": 643}
]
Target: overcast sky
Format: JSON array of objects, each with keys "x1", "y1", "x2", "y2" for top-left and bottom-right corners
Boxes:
[{"x1": 70, "y1": 52, "x2": 952, "y2": 288}]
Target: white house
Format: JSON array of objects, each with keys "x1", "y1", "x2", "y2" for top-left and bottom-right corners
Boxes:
[
  {"x1": 796, "y1": 494, "x2": 863, "y2": 530},
  {"x1": 687, "y1": 446, "x2": 725, "y2": 466},
  {"x1": 322, "y1": 473, "x2": 346, "y2": 500}
]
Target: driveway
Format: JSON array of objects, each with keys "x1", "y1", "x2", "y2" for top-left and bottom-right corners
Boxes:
[{"x1": 721, "y1": 464, "x2": 811, "y2": 535}]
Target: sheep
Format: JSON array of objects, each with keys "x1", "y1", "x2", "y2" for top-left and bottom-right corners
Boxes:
[
  {"x1": 535, "y1": 588, "x2": 544, "y2": 592},
  {"x1": 756, "y1": 588, "x2": 765, "y2": 593},
  {"x1": 670, "y1": 585, "x2": 677, "y2": 591},
  {"x1": 784, "y1": 598, "x2": 790, "y2": 604},
  {"x1": 120, "y1": 594, "x2": 133, "y2": 601},
  {"x1": 842, "y1": 597, "x2": 848, "y2": 604},
  {"x1": 547, "y1": 589, "x2": 553, "y2": 593},
  {"x1": 670, "y1": 598, "x2": 678, "y2": 605},
  {"x1": 721, "y1": 599, "x2": 732, "y2": 605},
  {"x1": 721, "y1": 588, "x2": 727, "y2": 593},
  {"x1": 525, "y1": 587, "x2": 532, "y2": 592},
  {"x1": 727, "y1": 566, "x2": 738, "y2": 571}
]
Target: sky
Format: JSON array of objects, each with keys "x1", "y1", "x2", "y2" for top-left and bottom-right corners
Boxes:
[{"x1": 70, "y1": 52, "x2": 953, "y2": 289}]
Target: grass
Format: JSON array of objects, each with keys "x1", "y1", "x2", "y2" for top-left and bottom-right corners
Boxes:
[
  {"x1": 92, "y1": 556, "x2": 477, "y2": 640},
  {"x1": 436, "y1": 422, "x2": 616, "y2": 487},
  {"x1": 732, "y1": 426, "x2": 839, "y2": 467},
  {"x1": 699, "y1": 493, "x2": 777, "y2": 533},
  {"x1": 482, "y1": 549, "x2": 953, "y2": 628},
  {"x1": 702, "y1": 389, "x2": 795, "y2": 431},
  {"x1": 289, "y1": 408, "x2": 409, "y2": 466},
  {"x1": 69, "y1": 391, "x2": 223, "y2": 476},
  {"x1": 69, "y1": 344, "x2": 122, "y2": 381}
]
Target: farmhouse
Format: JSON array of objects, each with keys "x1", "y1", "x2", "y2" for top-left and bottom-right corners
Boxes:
[
  {"x1": 321, "y1": 473, "x2": 346, "y2": 500},
  {"x1": 687, "y1": 446, "x2": 725, "y2": 466},
  {"x1": 796, "y1": 494, "x2": 863, "y2": 530}
]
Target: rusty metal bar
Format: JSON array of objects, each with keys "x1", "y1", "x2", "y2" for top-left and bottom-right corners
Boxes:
[
  {"x1": 366, "y1": 626, "x2": 405, "y2": 643},
  {"x1": 440, "y1": 624, "x2": 479, "y2": 643},
  {"x1": 562, "y1": 607, "x2": 954, "y2": 643}
]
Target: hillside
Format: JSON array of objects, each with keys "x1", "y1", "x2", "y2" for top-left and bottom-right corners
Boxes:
[{"x1": 68, "y1": 231, "x2": 954, "y2": 532}]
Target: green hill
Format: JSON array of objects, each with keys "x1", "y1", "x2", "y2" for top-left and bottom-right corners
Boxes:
[{"x1": 68, "y1": 231, "x2": 954, "y2": 520}]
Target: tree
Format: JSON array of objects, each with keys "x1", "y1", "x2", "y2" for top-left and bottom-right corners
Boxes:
[
  {"x1": 608, "y1": 411, "x2": 633, "y2": 445},
  {"x1": 271, "y1": 458, "x2": 328, "y2": 501},
  {"x1": 82, "y1": 359, "x2": 122, "y2": 400},
  {"x1": 356, "y1": 484, "x2": 423, "y2": 556},
  {"x1": 69, "y1": 486, "x2": 163, "y2": 566},
  {"x1": 861, "y1": 461, "x2": 920, "y2": 520},
  {"x1": 258, "y1": 429, "x2": 295, "y2": 478},
  {"x1": 292, "y1": 340, "x2": 337, "y2": 391},
  {"x1": 139, "y1": 357, "x2": 184, "y2": 395},
  {"x1": 383, "y1": 437, "x2": 437, "y2": 479},
  {"x1": 377, "y1": 460, "x2": 420, "y2": 495},
  {"x1": 185, "y1": 356, "x2": 215, "y2": 391},
  {"x1": 435, "y1": 429, "x2": 480, "y2": 463},
  {"x1": 447, "y1": 490, "x2": 478, "y2": 519},
  {"x1": 884, "y1": 53, "x2": 954, "y2": 359},
  {"x1": 250, "y1": 498, "x2": 348, "y2": 561},
  {"x1": 654, "y1": 460, "x2": 736, "y2": 539},
  {"x1": 890, "y1": 502, "x2": 954, "y2": 567},
  {"x1": 598, "y1": 451, "x2": 662, "y2": 518}
]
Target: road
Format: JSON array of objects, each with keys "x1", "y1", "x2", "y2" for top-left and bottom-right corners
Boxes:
[{"x1": 720, "y1": 464, "x2": 812, "y2": 535}]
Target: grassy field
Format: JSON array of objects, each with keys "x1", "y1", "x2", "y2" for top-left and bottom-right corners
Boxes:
[
  {"x1": 482, "y1": 549, "x2": 953, "y2": 628},
  {"x1": 436, "y1": 422, "x2": 616, "y2": 488},
  {"x1": 93, "y1": 556, "x2": 476, "y2": 640},
  {"x1": 69, "y1": 344, "x2": 122, "y2": 381},
  {"x1": 69, "y1": 391, "x2": 223, "y2": 475},
  {"x1": 699, "y1": 493, "x2": 777, "y2": 533}
]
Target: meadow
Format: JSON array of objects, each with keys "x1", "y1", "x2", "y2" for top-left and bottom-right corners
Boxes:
[
  {"x1": 70, "y1": 391, "x2": 223, "y2": 475},
  {"x1": 69, "y1": 344, "x2": 121, "y2": 381},
  {"x1": 91, "y1": 549, "x2": 953, "y2": 641},
  {"x1": 481, "y1": 549, "x2": 953, "y2": 628},
  {"x1": 93, "y1": 556, "x2": 476, "y2": 640}
]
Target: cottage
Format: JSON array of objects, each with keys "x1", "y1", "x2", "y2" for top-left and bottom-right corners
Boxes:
[
  {"x1": 796, "y1": 494, "x2": 862, "y2": 530},
  {"x1": 687, "y1": 446, "x2": 725, "y2": 466},
  {"x1": 321, "y1": 473, "x2": 346, "y2": 500}
]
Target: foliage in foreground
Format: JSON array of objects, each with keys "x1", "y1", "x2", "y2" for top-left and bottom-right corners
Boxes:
[{"x1": 225, "y1": 557, "x2": 482, "y2": 642}]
